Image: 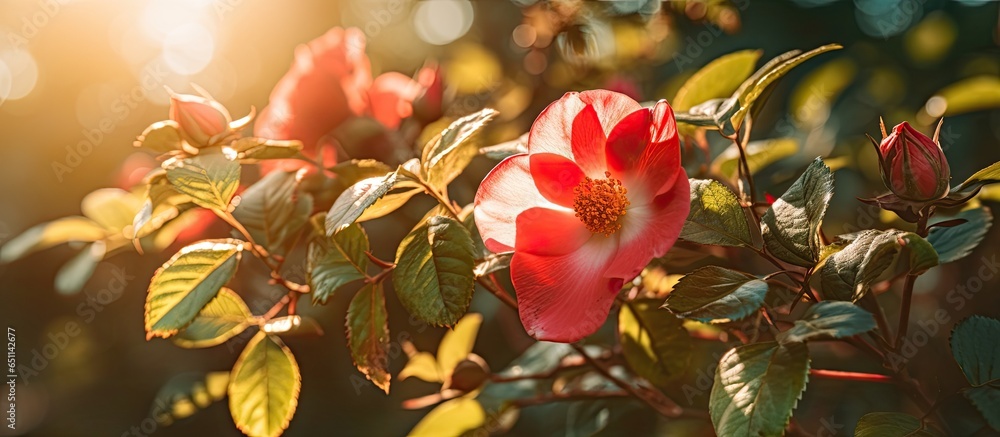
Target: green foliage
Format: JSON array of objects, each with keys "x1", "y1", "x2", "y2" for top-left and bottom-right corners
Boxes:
[
  {"x1": 346, "y1": 282, "x2": 391, "y2": 393},
  {"x1": 135, "y1": 120, "x2": 183, "y2": 153},
  {"x1": 151, "y1": 371, "x2": 230, "y2": 426},
  {"x1": 233, "y1": 170, "x2": 313, "y2": 256},
  {"x1": 618, "y1": 299, "x2": 692, "y2": 386},
  {"x1": 950, "y1": 316, "x2": 1000, "y2": 430},
  {"x1": 853, "y1": 412, "x2": 941, "y2": 437},
  {"x1": 0, "y1": 216, "x2": 106, "y2": 263},
  {"x1": 173, "y1": 287, "x2": 254, "y2": 348},
  {"x1": 673, "y1": 49, "x2": 762, "y2": 117},
  {"x1": 325, "y1": 170, "x2": 399, "y2": 235},
  {"x1": 953, "y1": 160, "x2": 1000, "y2": 196},
  {"x1": 927, "y1": 206, "x2": 993, "y2": 264},
  {"x1": 776, "y1": 301, "x2": 876, "y2": 344},
  {"x1": 230, "y1": 137, "x2": 304, "y2": 161},
  {"x1": 712, "y1": 138, "x2": 799, "y2": 179},
  {"x1": 761, "y1": 158, "x2": 833, "y2": 267},
  {"x1": 307, "y1": 218, "x2": 370, "y2": 304},
  {"x1": 436, "y1": 313, "x2": 483, "y2": 378},
  {"x1": 393, "y1": 215, "x2": 476, "y2": 327},
  {"x1": 663, "y1": 266, "x2": 768, "y2": 323},
  {"x1": 421, "y1": 108, "x2": 498, "y2": 189},
  {"x1": 228, "y1": 332, "x2": 301, "y2": 437},
  {"x1": 54, "y1": 241, "x2": 106, "y2": 295},
  {"x1": 144, "y1": 239, "x2": 244, "y2": 339},
  {"x1": 408, "y1": 397, "x2": 486, "y2": 437},
  {"x1": 818, "y1": 230, "x2": 935, "y2": 302},
  {"x1": 163, "y1": 148, "x2": 241, "y2": 211},
  {"x1": 681, "y1": 179, "x2": 755, "y2": 248},
  {"x1": 710, "y1": 342, "x2": 810, "y2": 436}
]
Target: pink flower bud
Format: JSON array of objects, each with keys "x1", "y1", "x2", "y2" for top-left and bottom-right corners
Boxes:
[
  {"x1": 875, "y1": 121, "x2": 950, "y2": 202},
  {"x1": 168, "y1": 91, "x2": 233, "y2": 147}
]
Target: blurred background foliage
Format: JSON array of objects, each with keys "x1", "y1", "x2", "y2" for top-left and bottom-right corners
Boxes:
[{"x1": 0, "y1": 0, "x2": 998, "y2": 435}]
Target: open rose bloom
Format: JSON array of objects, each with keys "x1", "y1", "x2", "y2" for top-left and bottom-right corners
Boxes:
[{"x1": 475, "y1": 90, "x2": 690, "y2": 342}]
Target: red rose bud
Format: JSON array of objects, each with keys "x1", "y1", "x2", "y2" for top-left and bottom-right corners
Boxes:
[
  {"x1": 875, "y1": 121, "x2": 950, "y2": 201},
  {"x1": 168, "y1": 90, "x2": 233, "y2": 147}
]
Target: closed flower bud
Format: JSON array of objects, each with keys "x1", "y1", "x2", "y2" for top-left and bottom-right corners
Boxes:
[
  {"x1": 168, "y1": 90, "x2": 233, "y2": 147},
  {"x1": 875, "y1": 121, "x2": 950, "y2": 202}
]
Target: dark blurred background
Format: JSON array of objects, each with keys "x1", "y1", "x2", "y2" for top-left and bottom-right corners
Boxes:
[{"x1": 0, "y1": 0, "x2": 998, "y2": 435}]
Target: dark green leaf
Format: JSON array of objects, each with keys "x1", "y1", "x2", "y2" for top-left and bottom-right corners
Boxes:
[
  {"x1": 619, "y1": 299, "x2": 692, "y2": 385},
  {"x1": 145, "y1": 239, "x2": 244, "y2": 339},
  {"x1": 393, "y1": 215, "x2": 476, "y2": 326},
  {"x1": 228, "y1": 332, "x2": 301, "y2": 437},
  {"x1": 151, "y1": 371, "x2": 230, "y2": 426},
  {"x1": 421, "y1": 108, "x2": 498, "y2": 188},
  {"x1": 761, "y1": 158, "x2": 833, "y2": 267},
  {"x1": 346, "y1": 282, "x2": 391, "y2": 393},
  {"x1": 777, "y1": 301, "x2": 876, "y2": 344},
  {"x1": 854, "y1": 412, "x2": 941, "y2": 437},
  {"x1": 325, "y1": 170, "x2": 398, "y2": 235},
  {"x1": 928, "y1": 206, "x2": 993, "y2": 264},
  {"x1": 232, "y1": 170, "x2": 313, "y2": 256},
  {"x1": 307, "y1": 218, "x2": 370, "y2": 305},
  {"x1": 818, "y1": 230, "x2": 902, "y2": 302},
  {"x1": 663, "y1": 266, "x2": 768, "y2": 323},
  {"x1": 710, "y1": 342, "x2": 810, "y2": 436},
  {"x1": 681, "y1": 179, "x2": 755, "y2": 248},
  {"x1": 950, "y1": 316, "x2": 1000, "y2": 430},
  {"x1": 173, "y1": 287, "x2": 253, "y2": 348},
  {"x1": 163, "y1": 149, "x2": 241, "y2": 211}
]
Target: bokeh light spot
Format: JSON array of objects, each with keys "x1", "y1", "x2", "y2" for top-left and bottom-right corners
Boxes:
[{"x1": 413, "y1": 0, "x2": 474, "y2": 46}]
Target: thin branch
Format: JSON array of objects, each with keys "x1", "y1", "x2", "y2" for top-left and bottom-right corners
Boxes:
[
  {"x1": 571, "y1": 343, "x2": 683, "y2": 417},
  {"x1": 809, "y1": 369, "x2": 893, "y2": 383},
  {"x1": 510, "y1": 390, "x2": 630, "y2": 408}
]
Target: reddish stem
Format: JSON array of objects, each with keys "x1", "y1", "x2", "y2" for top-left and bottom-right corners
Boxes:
[{"x1": 809, "y1": 369, "x2": 893, "y2": 383}]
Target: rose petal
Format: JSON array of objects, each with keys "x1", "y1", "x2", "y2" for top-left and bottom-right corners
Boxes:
[
  {"x1": 511, "y1": 236, "x2": 622, "y2": 342},
  {"x1": 605, "y1": 175, "x2": 690, "y2": 280},
  {"x1": 368, "y1": 72, "x2": 421, "y2": 130},
  {"x1": 529, "y1": 153, "x2": 585, "y2": 207},
  {"x1": 528, "y1": 91, "x2": 641, "y2": 177},
  {"x1": 514, "y1": 207, "x2": 591, "y2": 256},
  {"x1": 605, "y1": 108, "x2": 652, "y2": 179},
  {"x1": 634, "y1": 101, "x2": 682, "y2": 199},
  {"x1": 474, "y1": 154, "x2": 550, "y2": 253}
]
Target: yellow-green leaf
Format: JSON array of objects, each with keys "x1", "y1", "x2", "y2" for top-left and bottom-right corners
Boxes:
[
  {"x1": 712, "y1": 138, "x2": 799, "y2": 179},
  {"x1": 923, "y1": 75, "x2": 1000, "y2": 118},
  {"x1": 152, "y1": 371, "x2": 230, "y2": 426},
  {"x1": 173, "y1": 288, "x2": 253, "y2": 349},
  {"x1": 0, "y1": 216, "x2": 106, "y2": 263},
  {"x1": 228, "y1": 332, "x2": 301, "y2": 437},
  {"x1": 673, "y1": 49, "x2": 762, "y2": 113},
  {"x1": 399, "y1": 352, "x2": 443, "y2": 383},
  {"x1": 163, "y1": 149, "x2": 241, "y2": 211},
  {"x1": 437, "y1": 313, "x2": 483, "y2": 378},
  {"x1": 230, "y1": 137, "x2": 304, "y2": 161},
  {"x1": 421, "y1": 108, "x2": 498, "y2": 189},
  {"x1": 135, "y1": 120, "x2": 183, "y2": 153},
  {"x1": 408, "y1": 397, "x2": 485, "y2": 437},
  {"x1": 145, "y1": 239, "x2": 244, "y2": 339},
  {"x1": 619, "y1": 300, "x2": 692, "y2": 386}
]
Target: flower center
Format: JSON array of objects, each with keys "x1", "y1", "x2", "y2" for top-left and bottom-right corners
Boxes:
[{"x1": 572, "y1": 171, "x2": 630, "y2": 236}]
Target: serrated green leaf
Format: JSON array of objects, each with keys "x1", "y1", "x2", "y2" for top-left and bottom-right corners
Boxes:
[
  {"x1": 409, "y1": 397, "x2": 486, "y2": 437},
  {"x1": 928, "y1": 206, "x2": 993, "y2": 264},
  {"x1": 173, "y1": 288, "x2": 253, "y2": 348},
  {"x1": 777, "y1": 301, "x2": 876, "y2": 344},
  {"x1": 723, "y1": 44, "x2": 842, "y2": 135},
  {"x1": 712, "y1": 138, "x2": 799, "y2": 179},
  {"x1": 0, "y1": 216, "x2": 106, "y2": 263},
  {"x1": 233, "y1": 170, "x2": 313, "y2": 256},
  {"x1": 347, "y1": 282, "x2": 391, "y2": 393},
  {"x1": 673, "y1": 49, "x2": 763, "y2": 114},
  {"x1": 899, "y1": 232, "x2": 939, "y2": 274},
  {"x1": 437, "y1": 313, "x2": 482, "y2": 378},
  {"x1": 132, "y1": 170, "x2": 196, "y2": 240},
  {"x1": 231, "y1": 137, "x2": 303, "y2": 160},
  {"x1": 152, "y1": 371, "x2": 230, "y2": 426},
  {"x1": 619, "y1": 299, "x2": 692, "y2": 386},
  {"x1": 710, "y1": 341, "x2": 810, "y2": 437},
  {"x1": 762, "y1": 158, "x2": 833, "y2": 267},
  {"x1": 135, "y1": 120, "x2": 183, "y2": 153},
  {"x1": 681, "y1": 179, "x2": 755, "y2": 248},
  {"x1": 330, "y1": 159, "x2": 394, "y2": 184},
  {"x1": 421, "y1": 108, "x2": 498, "y2": 188},
  {"x1": 307, "y1": 219, "x2": 369, "y2": 304},
  {"x1": 228, "y1": 332, "x2": 301, "y2": 437},
  {"x1": 663, "y1": 266, "x2": 768, "y2": 323},
  {"x1": 950, "y1": 316, "x2": 1000, "y2": 430},
  {"x1": 55, "y1": 241, "x2": 106, "y2": 295},
  {"x1": 818, "y1": 230, "x2": 902, "y2": 302},
  {"x1": 854, "y1": 412, "x2": 942, "y2": 437},
  {"x1": 393, "y1": 215, "x2": 476, "y2": 327},
  {"x1": 325, "y1": 170, "x2": 399, "y2": 235},
  {"x1": 163, "y1": 149, "x2": 241, "y2": 211},
  {"x1": 145, "y1": 239, "x2": 244, "y2": 339}
]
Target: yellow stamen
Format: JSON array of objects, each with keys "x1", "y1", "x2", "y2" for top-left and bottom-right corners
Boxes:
[{"x1": 572, "y1": 171, "x2": 630, "y2": 236}]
